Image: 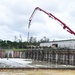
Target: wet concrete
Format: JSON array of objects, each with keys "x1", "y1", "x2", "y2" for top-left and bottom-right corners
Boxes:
[{"x1": 0, "y1": 58, "x2": 75, "y2": 68}]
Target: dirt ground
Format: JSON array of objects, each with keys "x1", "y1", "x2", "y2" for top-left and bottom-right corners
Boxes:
[{"x1": 0, "y1": 69, "x2": 75, "y2": 75}]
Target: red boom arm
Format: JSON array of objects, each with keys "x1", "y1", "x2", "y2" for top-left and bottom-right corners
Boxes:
[{"x1": 28, "y1": 7, "x2": 75, "y2": 35}]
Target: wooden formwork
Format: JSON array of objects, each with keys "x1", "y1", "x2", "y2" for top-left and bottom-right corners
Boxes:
[{"x1": 25, "y1": 48, "x2": 75, "y2": 66}]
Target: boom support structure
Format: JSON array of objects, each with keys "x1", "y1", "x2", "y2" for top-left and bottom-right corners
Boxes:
[{"x1": 28, "y1": 7, "x2": 75, "y2": 41}]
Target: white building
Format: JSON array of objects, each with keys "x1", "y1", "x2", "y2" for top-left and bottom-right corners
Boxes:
[{"x1": 40, "y1": 39, "x2": 75, "y2": 49}]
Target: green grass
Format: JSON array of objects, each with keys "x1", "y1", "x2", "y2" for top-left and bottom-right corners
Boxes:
[{"x1": 4, "y1": 49, "x2": 27, "y2": 51}]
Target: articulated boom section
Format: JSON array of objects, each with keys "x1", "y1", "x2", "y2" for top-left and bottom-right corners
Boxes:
[{"x1": 28, "y1": 7, "x2": 75, "y2": 35}]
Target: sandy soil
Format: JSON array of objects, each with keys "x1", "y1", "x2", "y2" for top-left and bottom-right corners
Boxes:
[{"x1": 0, "y1": 69, "x2": 75, "y2": 75}]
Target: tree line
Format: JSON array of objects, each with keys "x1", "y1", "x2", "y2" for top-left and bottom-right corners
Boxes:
[{"x1": 0, "y1": 36, "x2": 49, "y2": 49}]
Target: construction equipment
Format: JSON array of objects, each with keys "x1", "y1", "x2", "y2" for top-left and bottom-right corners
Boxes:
[{"x1": 28, "y1": 7, "x2": 75, "y2": 41}]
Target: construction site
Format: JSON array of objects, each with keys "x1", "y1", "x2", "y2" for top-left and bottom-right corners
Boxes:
[
  {"x1": 0, "y1": 7, "x2": 75, "y2": 67},
  {"x1": 1, "y1": 0, "x2": 75, "y2": 74},
  {"x1": 24, "y1": 7, "x2": 75, "y2": 68},
  {"x1": 0, "y1": 7, "x2": 75, "y2": 69}
]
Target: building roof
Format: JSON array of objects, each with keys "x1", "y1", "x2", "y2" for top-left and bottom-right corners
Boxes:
[{"x1": 40, "y1": 39, "x2": 75, "y2": 43}]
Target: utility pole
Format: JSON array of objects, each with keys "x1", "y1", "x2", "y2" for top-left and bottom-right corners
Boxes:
[{"x1": 27, "y1": 28, "x2": 30, "y2": 42}]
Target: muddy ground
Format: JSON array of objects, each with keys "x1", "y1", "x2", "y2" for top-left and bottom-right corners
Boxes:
[{"x1": 0, "y1": 69, "x2": 75, "y2": 75}]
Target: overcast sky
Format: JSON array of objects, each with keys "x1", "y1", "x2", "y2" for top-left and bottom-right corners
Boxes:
[{"x1": 0, "y1": 0, "x2": 75, "y2": 41}]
